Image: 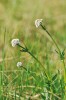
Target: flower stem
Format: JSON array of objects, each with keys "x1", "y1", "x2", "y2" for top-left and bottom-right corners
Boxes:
[
  {"x1": 40, "y1": 24, "x2": 61, "y2": 54},
  {"x1": 17, "y1": 44, "x2": 25, "y2": 49},
  {"x1": 22, "y1": 66, "x2": 35, "y2": 74},
  {"x1": 18, "y1": 44, "x2": 50, "y2": 80},
  {"x1": 27, "y1": 50, "x2": 50, "y2": 80}
]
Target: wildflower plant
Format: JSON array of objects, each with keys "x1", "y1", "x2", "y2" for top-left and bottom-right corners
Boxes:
[
  {"x1": 11, "y1": 38, "x2": 49, "y2": 80},
  {"x1": 11, "y1": 19, "x2": 66, "y2": 99},
  {"x1": 35, "y1": 19, "x2": 66, "y2": 99},
  {"x1": 35, "y1": 19, "x2": 66, "y2": 71}
]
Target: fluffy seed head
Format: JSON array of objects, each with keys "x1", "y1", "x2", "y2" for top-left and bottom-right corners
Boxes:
[
  {"x1": 17, "y1": 62, "x2": 22, "y2": 67},
  {"x1": 11, "y1": 39, "x2": 20, "y2": 47},
  {"x1": 35, "y1": 19, "x2": 43, "y2": 28}
]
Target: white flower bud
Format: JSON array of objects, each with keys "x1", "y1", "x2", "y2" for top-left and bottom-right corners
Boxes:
[
  {"x1": 35, "y1": 19, "x2": 43, "y2": 28},
  {"x1": 17, "y1": 62, "x2": 22, "y2": 67},
  {"x1": 11, "y1": 39, "x2": 20, "y2": 47}
]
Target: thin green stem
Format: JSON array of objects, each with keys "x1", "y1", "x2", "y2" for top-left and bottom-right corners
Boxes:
[
  {"x1": 40, "y1": 24, "x2": 61, "y2": 54},
  {"x1": 27, "y1": 51, "x2": 49, "y2": 80},
  {"x1": 22, "y1": 66, "x2": 35, "y2": 74},
  {"x1": 19, "y1": 43, "x2": 50, "y2": 80},
  {"x1": 17, "y1": 44, "x2": 25, "y2": 49},
  {"x1": 28, "y1": 51, "x2": 43, "y2": 67}
]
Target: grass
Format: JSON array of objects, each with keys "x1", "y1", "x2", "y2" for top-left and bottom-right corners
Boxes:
[{"x1": 0, "y1": 0, "x2": 66, "y2": 99}]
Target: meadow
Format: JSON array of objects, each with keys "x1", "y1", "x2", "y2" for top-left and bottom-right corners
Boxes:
[{"x1": 0, "y1": 0, "x2": 66, "y2": 99}]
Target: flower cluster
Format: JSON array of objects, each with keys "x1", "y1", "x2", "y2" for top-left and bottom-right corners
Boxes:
[
  {"x1": 11, "y1": 39, "x2": 20, "y2": 47},
  {"x1": 35, "y1": 19, "x2": 43, "y2": 28},
  {"x1": 17, "y1": 62, "x2": 22, "y2": 67}
]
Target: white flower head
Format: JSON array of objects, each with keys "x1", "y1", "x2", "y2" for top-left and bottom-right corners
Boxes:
[
  {"x1": 35, "y1": 19, "x2": 43, "y2": 28},
  {"x1": 11, "y1": 39, "x2": 20, "y2": 47},
  {"x1": 17, "y1": 62, "x2": 22, "y2": 68}
]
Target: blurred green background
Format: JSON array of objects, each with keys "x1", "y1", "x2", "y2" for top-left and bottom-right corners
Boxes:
[{"x1": 0, "y1": 0, "x2": 66, "y2": 72}]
